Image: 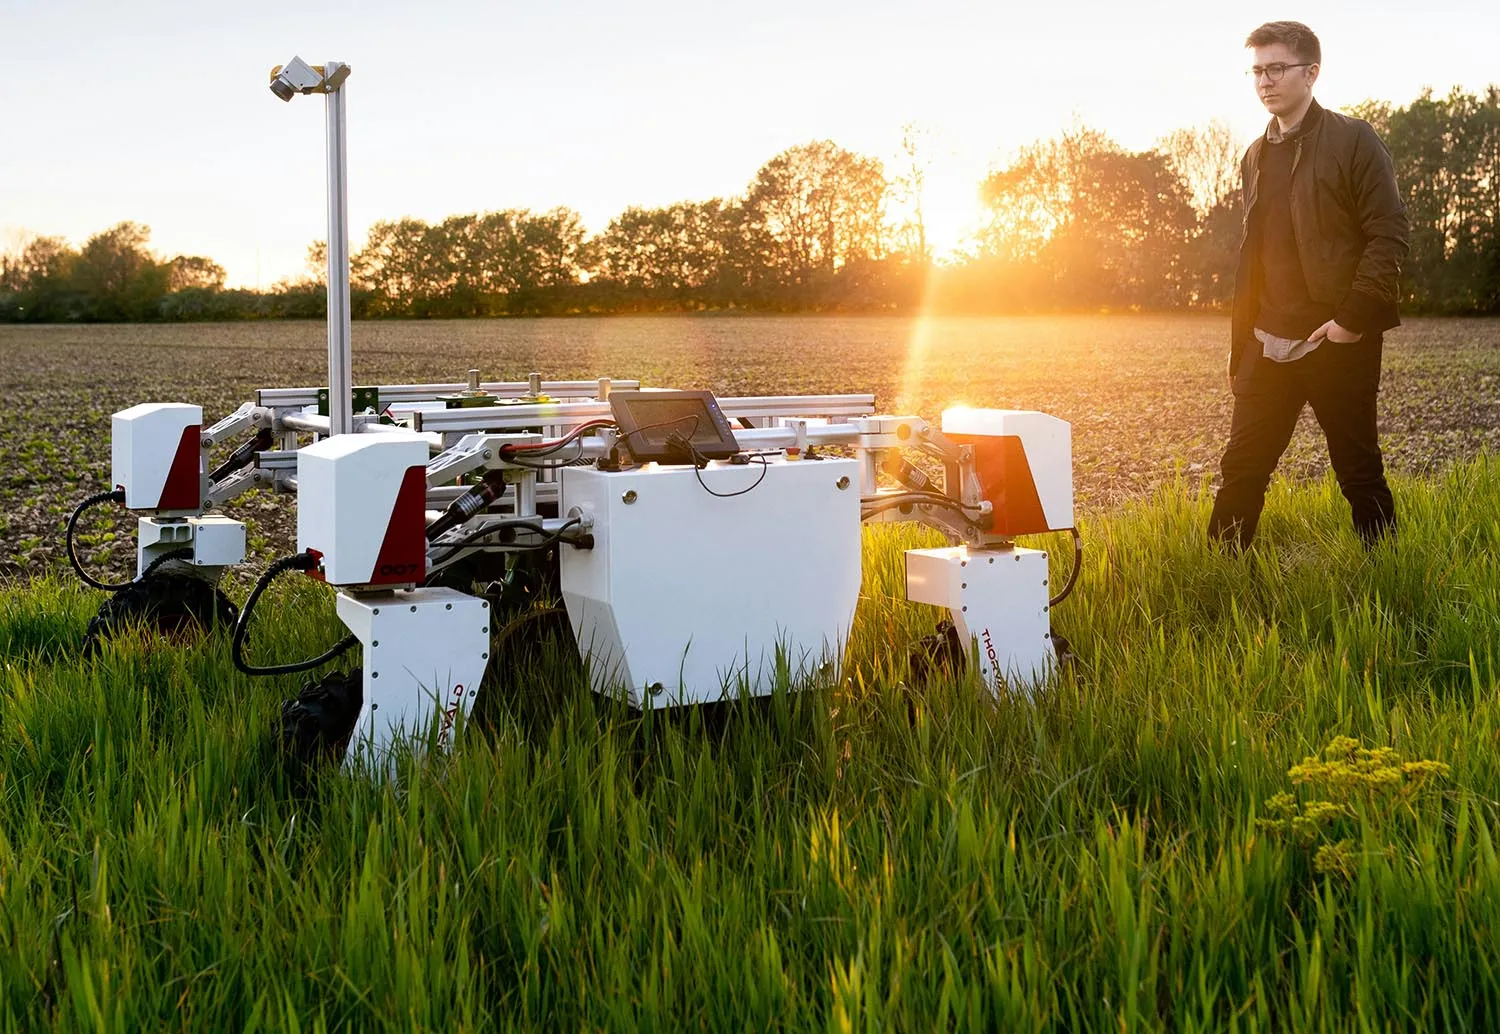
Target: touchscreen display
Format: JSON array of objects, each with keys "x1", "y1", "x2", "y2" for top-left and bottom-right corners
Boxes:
[{"x1": 610, "y1": 391, "x2": 740, "y2": 461}]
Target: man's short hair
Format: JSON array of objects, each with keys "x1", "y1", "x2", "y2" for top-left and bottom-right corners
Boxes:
[{"x1": 1245, "y1": 21, "x2": 1321, "y2": 65}]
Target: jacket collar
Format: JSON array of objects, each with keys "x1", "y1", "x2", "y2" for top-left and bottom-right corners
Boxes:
[{"x1": 1265, "y1": 97, "x2": 1324, "y2": 144}]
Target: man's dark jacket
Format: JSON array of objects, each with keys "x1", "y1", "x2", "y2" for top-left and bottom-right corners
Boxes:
[{"x1": 1230, "y1": 98, "x2": 1410, "y2": 377}]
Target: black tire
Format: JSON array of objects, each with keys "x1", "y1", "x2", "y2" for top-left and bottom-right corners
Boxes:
[
  {"x1": 907, "y1": 621, "x2": 1077, "y2": 684},
  {"x1": 279, "y1": 666, "x2": 363, "y2": 769},
  {"x1": 82, "y1": 572, "x2": 238, "y2": 657},
  {"x1": 1050, "y1": 628, "x2": 1078, "y2": 672},
  {"x1": 908, "y1": 619, "x2": 967, "y2": 685}
]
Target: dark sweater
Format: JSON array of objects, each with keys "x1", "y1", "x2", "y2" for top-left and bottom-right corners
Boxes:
[{"x1": 1254, "y1": 109, "x2": 1335, "y2": 340}]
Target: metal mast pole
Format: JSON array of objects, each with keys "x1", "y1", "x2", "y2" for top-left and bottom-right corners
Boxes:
[{"x1": 323, "y1": 61, "x2": 353, "y2": 437}]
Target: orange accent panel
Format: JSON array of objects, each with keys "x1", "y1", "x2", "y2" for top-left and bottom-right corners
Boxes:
[{"x1": 946, "y1": 434, "x2": 1050, "y2": 536}]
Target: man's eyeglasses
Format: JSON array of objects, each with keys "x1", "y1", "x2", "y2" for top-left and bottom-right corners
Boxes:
[{"x1": 1247, "y1": 62, "x2": 1313, "y2": 83}]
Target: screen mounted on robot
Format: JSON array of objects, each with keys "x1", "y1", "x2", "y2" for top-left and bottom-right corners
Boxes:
[{"x1": 609, "y1": 390, "x2": 741, "y2": 464}]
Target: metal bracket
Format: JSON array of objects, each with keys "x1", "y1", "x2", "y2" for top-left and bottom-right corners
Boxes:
[
  {"x1": 204, "y1": 467, "x2": 265, "y2": 508},
  {"x1": 200, "y1": 402, "x2": 263, "y2": 449},
  {"x1": 424, "y1": 433, "x2": 543, "y2": 486}
]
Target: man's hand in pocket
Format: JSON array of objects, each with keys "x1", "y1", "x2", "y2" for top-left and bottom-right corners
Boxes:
[{"x1": 1309, "y1": 319, "x2": 1364, "y2": 344}]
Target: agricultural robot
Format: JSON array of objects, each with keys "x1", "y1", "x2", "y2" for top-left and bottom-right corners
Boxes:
[{"x1": 65, "y1": 58, "x2": 1082, "y2": 770}]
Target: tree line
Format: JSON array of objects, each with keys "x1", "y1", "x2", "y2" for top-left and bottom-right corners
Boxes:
[{"x1": 3, "y1": 87, "x2": 1496, "y2": 322}]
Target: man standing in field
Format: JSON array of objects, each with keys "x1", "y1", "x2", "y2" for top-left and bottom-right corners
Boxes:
[{"x1": 1209, "y1": 20, "x2": 1409, "y2": 551}]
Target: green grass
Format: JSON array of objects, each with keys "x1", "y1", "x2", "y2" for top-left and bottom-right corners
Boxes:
[{"x1": 3, "y1": 460, "x2": 1500, "y2": 1031}]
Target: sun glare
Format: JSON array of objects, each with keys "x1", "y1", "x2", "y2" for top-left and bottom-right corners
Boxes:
[
  {"x1": 920, "y1": 182, "x2": 987, "y2": 261},
  {"x1": 887, "y1": 158, "x2": 989, "y2": 262}
]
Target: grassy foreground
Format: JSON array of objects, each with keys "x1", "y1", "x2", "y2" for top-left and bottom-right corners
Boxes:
[{"x1": 3, "y1": 460, "x2": 1500, "y2": 1032}]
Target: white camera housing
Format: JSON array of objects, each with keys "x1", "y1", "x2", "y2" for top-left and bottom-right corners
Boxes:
[{"x1": 270, "y1": 56, "x2": 324, "y2": 100}]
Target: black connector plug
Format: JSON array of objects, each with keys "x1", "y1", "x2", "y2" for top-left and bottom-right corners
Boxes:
[
  {"x1": 597, "y1": 445, "x2": 629, "y2": 472},
  {"x1": 426, "y1": 471, "x2": 508, "y2": 542}
]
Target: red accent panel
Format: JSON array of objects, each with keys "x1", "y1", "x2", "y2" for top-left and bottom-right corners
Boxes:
[
  {"x1": 370, "y1": 464, "x2": 428, "y2": 585},
  {"x1": 304, "y1": 548, "x2": 327, "y2": 582},
  {"x1": 157, "y1": 424, "x2": 202, "y2": 511},
  {"x1": 946, "y1": 434, "x2": 1050, "y2": 536}
]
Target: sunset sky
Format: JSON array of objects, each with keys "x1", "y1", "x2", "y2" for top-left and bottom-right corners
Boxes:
[{"x1": 2, "y1": 0, "x2": 1494, "y2": 288}]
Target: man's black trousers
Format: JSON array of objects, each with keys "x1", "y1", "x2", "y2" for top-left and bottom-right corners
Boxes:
[{"x1": 1208, "y1": 335, "x2": 1396, "y2": 550}]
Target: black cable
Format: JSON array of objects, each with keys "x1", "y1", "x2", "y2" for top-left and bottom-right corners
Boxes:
[
  {"x1": 432, "y1": 519, "x2": 544, "y2": 559},
  {"x1": 426, "y1": 517, "x2": 586, "y2": 571},
  {"x1": 429, "y1": 522, "x2": 533, "y2": 568},
  {"x1": 860, "y1": 495, "x2": 979, "y2": 523},
  {"x1": 434, "y1": 518, "x2": 577, "y2": 556},
  {"x1": 498, "y1": 420, "x2": 616, "y2": 462},
  {"x1": 1049, "y1": 527, "x2": 1083, "y2": 608},
  {"x1": 676, "y1": 434, "x2": 769, "y2": 498},
  {"x1": 616, "y1": 413, "x2": 707, "y2": 462},
  {"x1": 66, "y1": 489, "x2": 132, "y2": 591},
  {"x1": 535, "y1": 419, "x2": 615, "y2": 452},
  {"x1": 501, "y1": 440, "x2": 591, "y2": 469},
  {"x1": 232, "y1": 552, "x2": 358, "y2": 677},
  {"x1": 861, "y1": 490, "x2": 987, "y2": 512},
  {"x1": 140, "y1": 547, "x2": 195, "y2": 579}
]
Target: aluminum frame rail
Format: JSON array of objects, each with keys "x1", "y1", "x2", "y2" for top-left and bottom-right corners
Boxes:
[
  {"x1": 323, "y1": 61, "x2": 353, "y2": 436},
  {"x1": 410, "y1": 393, "x2": 877, "y2": 435},
  {"x1": 255, "y1": 379, "x2": 642, "y2": 409}
]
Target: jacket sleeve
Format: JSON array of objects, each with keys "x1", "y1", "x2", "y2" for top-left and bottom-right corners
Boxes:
[
  {"x1": 1333, "y1": 122, "x2": 1410, "y2": 333},
  {"x1": 1229, "y1": 145, "x2": 1259, "y2": 378}
]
